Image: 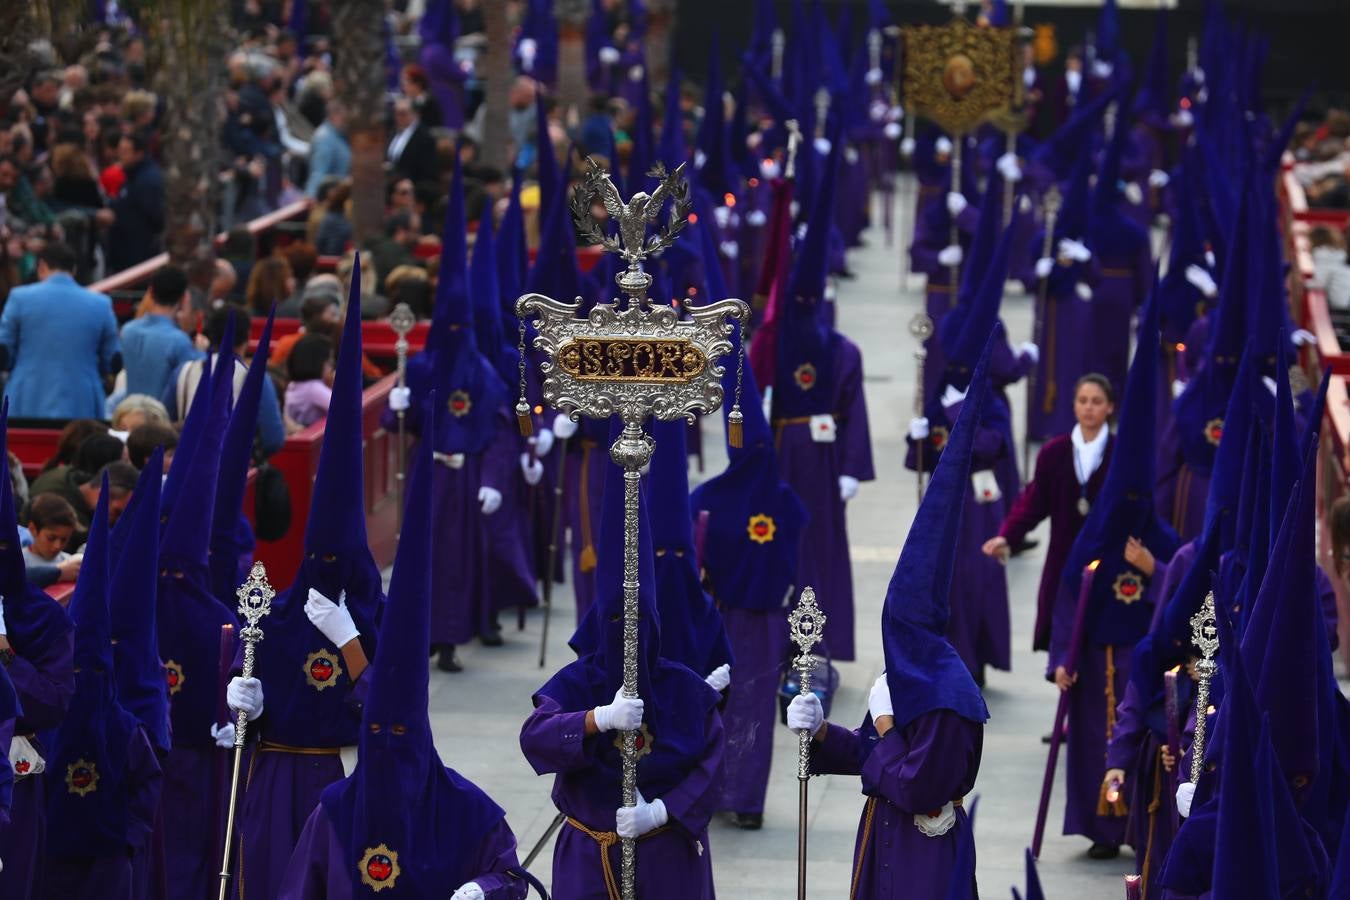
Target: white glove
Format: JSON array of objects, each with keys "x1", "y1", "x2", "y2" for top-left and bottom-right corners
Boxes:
[
  {"x1": 745, "y1": 209, "x2": 767, "y2": 227},
  {"x1": 760, "y1": 158, "x2": 782, "y2": 179},
  {"x1": 518, "y1": 37, "x2": 538, "y2": 68},
  {"x1": 0, "y1": 597, "x2": 7, "y2": 636},
  {"x1": 1058, "y1": 238, "x2": 1091, "y2": 263},
  {"x1": 1091, "y1": 59, "x2": 1114, "y2": 79},
  {"x1": 534, "y1": 428, "x2": 555, "y2": 456},
  {"x1": 593, "y1": 686, "x2": 644, "y2": 732},
  {"x1": 1123, "y1": 182, "x2": 1144, "y2": 206},
  {"x1": 886, "y1": 104, "x2": 904, "y2": 123},
  {"x1": 552, "y1": 413, "x2": 579, "y2": 440},
  {"x1": 719, "y1": 240, "x2": 740, "y2": 260},
  {"x1": 1171, "y1": 108, "x2": 1195, "y2": 129},
  {"x1": 1185, "y1": 264, "x2": 1218, "y2": 298},
  {"x1": 813, "y1": 137, "x2": 832, "y2": 156},
  {"x1": 996, "y1": 151, "x2": 1022, "y2": 182},
  {"x1": 389, "y1": 386, "x2": 411, "y2": 412},
  {"x1": 1292, "y1": 328, "x2": 1316, "y2": 347},
  {"x1": 627, "y1": 64, "x2": 645, "y2": 83},
  {"x1": 883, "y1": 121, "x2": 903, "y2": 141},
  {"x1": 210, "y1": 722, "x2": 236, "y2": 749},
  {"x1": 713, "y1": 205, "x2": 732, "y2": 229},
  {"x1": 839, "y1": 475, "x2": 860, "y2": 502},
  {"x1": 946, "y1": 192, "x2": 968, "y2": 217},
  {"x1": 900, "y1": 136, "x2": 916, "y2": 158},
  {"x1": 598, "y1": 45, "x2": 621, "y2": 65},
  {"x1": 938, "y1": 244, "x2": 963, "y2": 267},
  {"x1": 1148, "y1": 169, "x2": 1170, "y2": 189},
  {"x1": 1075, "y1": 282, "x2": 1094, "y2": 302},
  {"x1": 705, "y1": 663, "x2": 731, "y2": 692},
  {"x1": 1018, "y1": 342, "x2": 1040, "y2": 364},
  {"x1": 1204, "y1": 249, "x2": 1216, "y2": 268},
  {"x1": 868, "y1": 673, "x2": 894, "y2": 721},
  {"x1": 451, "y1": 884, "x2": 485, "y2": 900},
  {"x1": 520, "y1": 453, "x2": 544, "y2": 486},
  {"x1": 1035, "y1": 257, "x2": 1055, "y2": 279},
  {"x1": 1176, "y1": 781, "x2": 1196, "y2": 818},
  {"x1": 305, "y1": 588, "x2": 360, "y2": 649},
  {"x1": 865, "y1": 67, "x2": 883, "y2": 86},
  {"x1": 1262, "y1": 376, "x2": 1278, "y2": 397},
  {"x1": 935, "y1": 136, "x2": 953, "y2": 156},
  {"x1": 616, "y1": 791, "x2": 668, "y2": 839},
  {"x1": 787, "y1": 692, "x2": 824, "y2": 733},
  {"x1": 908, "y1": 416, "x2": 930, "y2": 440},
  {"x1": 1172, "y1": 378, "x2": 1187, "y2": 399},
  {"x1": 478, "y1": 486, "x2": 503, "y2": 515},
  {"x1": 227, "y1": 676, "x2": 264, "y2": 721}
]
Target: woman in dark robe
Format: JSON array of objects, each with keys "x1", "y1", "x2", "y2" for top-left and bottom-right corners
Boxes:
[{"x1": 983, "y1": 373, "x2": 1115, "y2": 652}]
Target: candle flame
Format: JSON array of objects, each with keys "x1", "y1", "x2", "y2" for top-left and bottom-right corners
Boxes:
[{"x1": 1088, "y1": 559, "x2": 1101, "y2": 572}]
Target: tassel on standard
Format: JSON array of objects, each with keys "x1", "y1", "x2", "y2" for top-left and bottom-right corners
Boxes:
[
  {"x1": 516, "y1": 400, "x2": 534, "y2": 437},
  {"x1": 727, "y1": 408, "x2": 744, "y2": 448}
]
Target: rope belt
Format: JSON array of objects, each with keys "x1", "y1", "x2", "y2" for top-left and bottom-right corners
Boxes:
[
  {"x1": 564, "y1": 817, "x2": 671, "y2": 900},
  {"x1": 1099, "y1": 267, "x2": 1134, "y2": 278},
  {"x1": 849, "y1": 797, "x2": 879, "y2": 900},
  {"x1": 257, "y1": 740, "x2": 342, "y2": 756}
]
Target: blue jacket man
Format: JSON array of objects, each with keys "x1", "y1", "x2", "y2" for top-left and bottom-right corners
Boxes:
[
  {"x1": 118, "y1": 266, "x2": 203, "y2": 399},
  {"x1": 0, "y1": 243, "x2": 119, "y2": 419}
]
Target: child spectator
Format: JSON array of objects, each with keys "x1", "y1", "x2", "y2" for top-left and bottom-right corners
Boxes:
[
  {"x1": 284, "y1": 333, "x2": 334, "y2": 427},
  {"x1": 126, "y1": 421, "x2": 179, "y2": 470},
  {"x1": 22, "y1": 493, "x2": 81, "y2": 582}
]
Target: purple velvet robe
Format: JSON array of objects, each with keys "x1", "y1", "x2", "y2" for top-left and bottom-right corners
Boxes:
[
  {"x1": 564, "y1": 436, "x2": 608, "y2": 626},
  {"x1": 42, "y1": 727, "x2": 162, "y2": 900},
  {"x1": 836, "y1": 146, "x2": 871, "y2": 249},
  {"x1": 1024, "y1": 268, "x2": 1101, "y2": 442},
  {"x1": 0, "y1": 630, "x2": 75, "y2": 900},
  {"x1": 911, "y1": 204, "x2": 981, "y2": 404},
  {"x1": 236, "y1": 675, "x2": 370, "y2": 900},
  {"x1": 998, "y1": 433, "x2": 1113, "y2": 651},
  {"x1": 160, "y1": 745, "x2": 225, "y2": 900},
  {"x1": 277, "y1": 804, "x2": 527, "y2": 899},
  {"x1": 429, "y1": 417, "x2": 516, "y2": 646},
  {"x1": 811, "y1": 710, "x2": 983, "y2": 899},
  {"x1": 519, "y1": 696, "x2": 723, "y2": 899},
  {"x1": 1047, "y1": 555, "x2": 1170, "y2": 846},
  {"x1": 1152, "y1": 416, "x2": 1210, "y2": 543},
  {"x1": 774, "y1": 337, "x2": 875, "y2": 661},
  {"x1": 985, "y1": 340, "x2": 1037, "y2": 525},
  {"x1": 486, "y1": 430, "x2": 542, "y2": 617},
  {"x1": 717, "y1": 606, "x2": 786, "y2": 816},
  {"x1": 1091, "y1": 245, "x2": 1153, "y2": 404}
]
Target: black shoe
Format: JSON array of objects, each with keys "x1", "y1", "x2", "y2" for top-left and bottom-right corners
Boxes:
[
  {"x1": 1011, "y1": 538, "x2": 1040, "y2": 556},
  {"x1": 731, "y1": 813, "x2": 763, "y2": 830},
  {"x1": 479, "y1": 631, "x2": 505, "y2": 647},
  {"x1": 1041, "y1": 732, "x2": 1054, "y2": 744},
  {"x1": 1087, "y1": 842, "x2": 1120, "y2": 860},
  {"x1": 435, "y1": 646, "x2": 463, "y2": 672}
]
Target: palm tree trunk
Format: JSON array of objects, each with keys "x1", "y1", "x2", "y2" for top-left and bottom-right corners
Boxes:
[
  {"x1": 644, "y1": 0, "x2": 676, "y2": 91},
  {"x1": 145, "y1": 0, "x2": 229, "y2": 266},
  {"x1": 0, "y1": 2, "x2": 44, "y2": 120},
  {"x1": 479, "y1": 0, "x2": 513, "y2": 173},
  {"x1": 555, "y1": 0, "x2": 589, "y2": 128},
  {"x1": 332, "y1": 0, "x2": 389, "y2": 246}
]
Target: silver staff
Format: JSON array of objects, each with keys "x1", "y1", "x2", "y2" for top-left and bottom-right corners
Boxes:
[
  {"x1": 1187, "y1": 590, "x2": 1219, "y2": 785},
  {"x1": 909, "y1": 312, "x2": 934, "y2": 502},
  {"x1": 217, "y1": 563, "x2": 275, "y2": 900},
  {"x1": 788, "y1": 587, "x2": 827, "y2": 900},
  {"x1": 516, "y1": 159, "x2": 748, "y2": 899},
  {"x1": 1024, "y1": 185, "x2": 1061, "y2": 480},
  {"x1": 389, "y1": 302, "x2": 416, "y2": 531}
]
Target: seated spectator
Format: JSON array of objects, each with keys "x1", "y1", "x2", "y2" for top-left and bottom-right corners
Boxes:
[
  {"x1": 119, "y1": 265, "x2": 205, "y2": 398},
  {"x1": 23, "y1": 459, "x2": 138, "y2": 540},
  {"x1": 385, "y1": 264, "x2": 431, "y2": 318},
  {"x1": 40, "y1": 419, "x2": 108, "y2": 474},
  {"x1": 246, "y1": 255, "x2": 296, "y2": 317},
  {"x1": 0, "y1": 242, "x2": 119, "y2": 420},
  {"x1": 273, "y1": 287, "x2": 341, "y2": 366},
  {"x1": 0, "y1": 153, "x2": 55, "y2": 232},
  {"x1": 162, "y1": 304, "x2": 285, "y2": 455},
  {"x1": 111, "y1": 394, "x2": 171, "y2": 435},
  {"x1": 96, "y1": 131, "x2": 164, "y2": 271},
  {"x1": 7, "y1": 451, "x2": 28, "y2": 512},
  {"x1": 365, "y1": 209, "x2": 419, "y2": 286},
  {"x1": 126, "y1": 421, "x2": 179, "y2": 470},
  {"x1": 221, "y1": 226, "x2": 256, "y2": 301},
  {"x1": 277, "y1": 242, "x2": 319, "y2": 316},
  {"x1": 339, "y1": 248, "x2": 390, "y2": 321},
  {"x1": 314, "y1": 180, "x2": 353, "y2": 255},
  {"x1": 49, "y1": 139, "x2": 104, "y2": 212},
  {"x1": 1311, "y1": 225, "x2": 1350, "y2": 312},
  {"x1": 284, "y1": 333, "x2": 334, "y2": 427},
  {"x1": 22, "y1": 493, "x2": 81, "y2": 582},
  {"x1": 71, "y1": 432, "x2": 128, "y2": 477}
]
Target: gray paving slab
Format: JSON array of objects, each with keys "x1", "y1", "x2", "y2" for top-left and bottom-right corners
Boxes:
[{"x1": 422, "y1": 182, "x2": 1134, "y2": 898}]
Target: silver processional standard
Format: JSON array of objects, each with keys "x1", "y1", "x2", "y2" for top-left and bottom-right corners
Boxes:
[{"x1": 515, "y1": 158, "x2": 749, "y2": 900}]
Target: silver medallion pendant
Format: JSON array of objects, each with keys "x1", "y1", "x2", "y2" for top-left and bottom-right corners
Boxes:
[{"x1": 1077, "y1": 497, "x2": 1091, "y2": 517}]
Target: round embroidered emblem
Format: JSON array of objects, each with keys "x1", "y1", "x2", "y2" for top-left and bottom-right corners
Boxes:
[
  {"x1": 793, "y1": 363, "x2": 817, "y2": 391},
  {"x1": 747, "y1": 513, "x2": 776, "y2": 544},
  {"x1": 66, "y1": 758, "x2": 99, "y2": 796},
  {"x1": 164, "y1": 660, "x2": 185, "y2": 696},
  {"x1": 1204, "y1": 417, "x2": 1223, "y2": 447},
  {"x1": 1113, "y1": 571, "x2": 1144, "y2": 605},
  {"x1": 304, "y1": 649, "x2": 344, "y2": 691},
  {"x1": 359, "y1": 844, "x2": 401, "y2": 891},
  {"x1": 930, "y1": 426, "x2": 950, "y2": 452},
  {"x1": 448, "y1": 390, "x2": 472, "y2": 417}
]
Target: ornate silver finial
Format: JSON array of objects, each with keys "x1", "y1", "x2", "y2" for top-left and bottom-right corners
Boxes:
[
  {"x1": 235, "y1": 561, "x2": 275, "y2": 642},
  {"x1": 388, "y1": 302, "x2": 416, "y2": 338},
  {"x1": 1187, "y1": 590, "x2": 1219, "y2": 785},
  {"x1": 788, "y1": 587, "x2": 827, "y2": 670},
  {"x1": 908, "y1": 311, "x2": 934, "y2": 343},
  {"x1": 572, "y1": 157, "x2": 690, "y2": 273}
]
